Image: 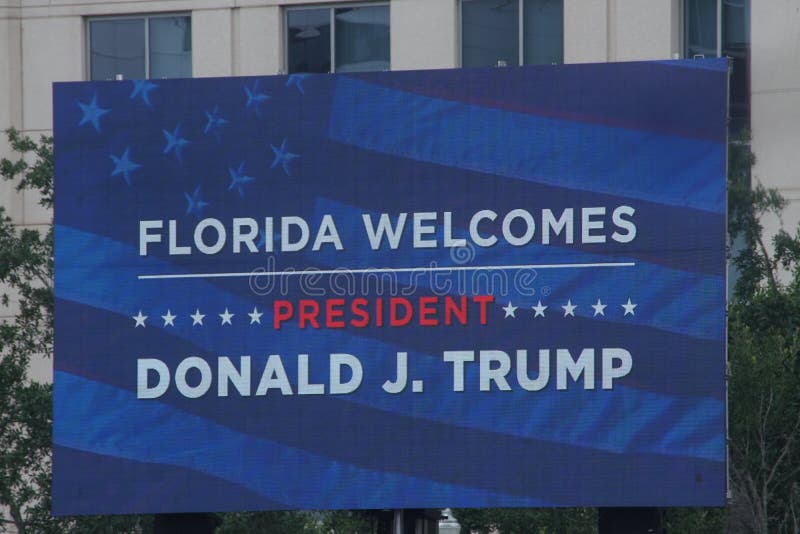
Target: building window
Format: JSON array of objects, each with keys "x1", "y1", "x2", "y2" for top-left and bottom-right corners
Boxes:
[
  {"x1": 461, "y1": 0, "x2": 563, "y2": 68},
  {"x1": 88, "y1": 14, "x2": 192, "y2": 80},
  {"x1": 286, "y1": 4, "x2": 390, "y2": 74},
  {"x1": 685, "y1": 0, "x2": 750, "y2": 133}
]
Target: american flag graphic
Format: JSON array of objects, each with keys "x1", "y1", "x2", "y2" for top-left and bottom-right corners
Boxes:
[{"x1": 53, "y1": 59, "x2": 728, "y2": 514}]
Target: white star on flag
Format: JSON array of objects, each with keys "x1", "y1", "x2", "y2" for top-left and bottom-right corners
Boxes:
[
  {"x1": 190, "y1": 308, "x2": 205, "y2": 326},
  {"x1": 591, "y1": 299, "x2": 607, "y2": 317},
  {"x1": 161, "y1": 310, "x2": 176, "y2": 327},
  {"x1": 622, "y1": 298, "x2": 637, "y2": 316},
  {"x1": 503, "y1": 301, "x2": 518, "y2": 318},
  {"x1": 531, "y1": 300, "x2": 547, "y2": 318},
  {"x1": 562, "y1": 299, "x2": 577, "y2": 317},
  {"x1": 132, "y1": 310, "x2": 147, "y2": 328},
  {"x1": 248, "y1": 306, "x2": 263, "y2": 324},
  {"x1": 219, "y1": 308, "x2": 234, "y2": 325}
]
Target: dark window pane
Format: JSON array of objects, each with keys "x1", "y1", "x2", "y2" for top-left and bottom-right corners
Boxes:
[
  {"x1": 723, "y1": 0, "x2": 750, "y2": 133},
  {"x1": 335, "y1": 6, "x2": 390, "y2": 73},
  {"x1": 288, "y1": 9, "x2": 331, "y2": 73},
  {"x1": 149, "y1": 16, "x2": 192, "y2": 79},
  {"x1": 685, "y1": 0, "x2": 717, "y2": 58},
  {"x1": 462, "y1": 0, "x2": 519, "y2": 67},
  {"x1": 90, "y1": 18, "x2": 145, "y2": 81},
  {"x1": 722, "y1": 0, "x2": 747, "y2": 47},
  {"x1": 523, "y1": 0, "x2": 563, "y2": 65}
]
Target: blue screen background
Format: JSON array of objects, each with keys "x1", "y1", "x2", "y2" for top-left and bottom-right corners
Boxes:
[{"x1": 53, "y1": 59, "x2": 728, "y2": 514}]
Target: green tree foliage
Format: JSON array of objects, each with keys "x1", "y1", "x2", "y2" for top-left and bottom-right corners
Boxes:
[
  {"x1": 318, "y1": 510, "x2": 382, "y2": 533},
  {"x1": 0, "y1": 128, "x2": 56, "y2": 533},
  {"x1": 663, "y1": 507, "x2": 726, "y2": 534},
  {"x1": 216, "y1": 511, "x2": 319, "y2": 533},
  {"x1": 723, "y1": 134, "x2": 800, "y2": 533},
  {"x1": 216, "y1": 510, "x2": 380, "y2": 533},
  {"x1": 452, "y1": 508, "x2": 597, "y2": 534}
]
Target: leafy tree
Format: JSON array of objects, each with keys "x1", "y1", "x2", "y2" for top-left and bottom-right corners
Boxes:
[
  {"x1": 662, "y1": 507, "x2": 726, "y2": 534},
  {"x1": 722, "y1": 134, "x2": 800, "y2": 533},
  {"x1": 726, "y1": 304, "x2": 800, "y2": 533},
  {"x1": 216, "y1": 511, "x2": 317, "y2": 533},
  {"x1": 318, "y1": 510, "x2": 382, "y2": 533},
  {"x1": 0, "y1": 128, "x2": 56, "y2": 533},
  {"x1": 452, "y1": 508, "x2": 597, "y2": 534},
  {"x1": 217, "y1": 510, "x2": 380, "y2": 533}
]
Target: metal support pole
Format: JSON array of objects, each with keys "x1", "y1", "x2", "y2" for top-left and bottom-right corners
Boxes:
[
  {"x1": 393, "y1": 509, "x2": 404, "y2": 534},
  {"x1": 598, "y1": 507, "x2": 662, "y2": 534},
  {"x1": 153, "y1": 513, "x2": 219, "y2": 534},
  {"x1": 392, "y1": 509, "x2": 441, "y2": 534}
]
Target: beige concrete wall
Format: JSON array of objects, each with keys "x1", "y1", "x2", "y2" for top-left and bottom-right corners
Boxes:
[
  {"x1": 392, "y1": 0, "x2": 457, "y2": 70},
  {"x1": 193, "y1": 8, "x2": 233, "y2": 77},
  {"x1": 20, "y1": 14, "x2": 83, "y2": 132},
  {"x1": 0, "y1": 3, "x2": 23, "y2": 225},
  {"x1": 235, "y1": 5, "x2": 282, "y2": 75},
  {"x1": 564, "y1": 0, "x2": 608, "y2": 63},
  {"x1": 0, "y1": 2, "x2": 23, "y2": 340},
  {"x1": 20, "y1": 15, "x2": 82, "y2": 228},
  {"x1": 609, "y1": 0, "x2": 678, "y2": 61},
  {"x1": 751, "y1": 0, "x2": 800, "y2": 259},
  {"x1": 565, "y1": 0, "x2": 679, "y2": 64}
]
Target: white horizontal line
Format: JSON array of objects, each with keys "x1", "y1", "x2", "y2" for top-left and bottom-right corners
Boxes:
[{"x1": 137, "y1": 262, "x2": 635, "y2": 280}]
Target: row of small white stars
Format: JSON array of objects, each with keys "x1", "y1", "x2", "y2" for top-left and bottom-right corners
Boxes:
[
  {"x1": 502, "y1": 298, "x2": 637, "y2": 318},
  {"x1": 132, "y1": 307, "x2": 265, "y2": 328},
  {"x1": 131, "y1": 298, "x2": 637, "y2": 327}
]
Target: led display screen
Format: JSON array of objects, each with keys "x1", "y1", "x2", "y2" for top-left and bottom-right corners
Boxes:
[{"x1": 53, "y1": 59, "x2": 728, "y2": 514}]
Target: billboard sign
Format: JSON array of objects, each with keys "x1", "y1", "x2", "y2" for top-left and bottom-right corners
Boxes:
[{"x1": 53, "y1": 59, "x2": 728, "y2": 514}]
